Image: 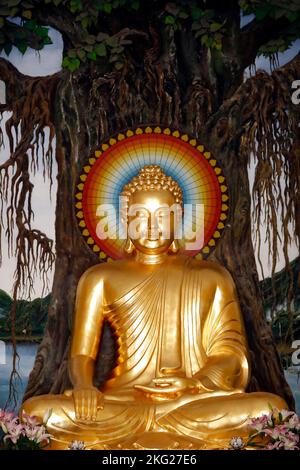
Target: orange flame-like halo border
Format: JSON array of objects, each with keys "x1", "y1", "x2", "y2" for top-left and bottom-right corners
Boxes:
[{"x1": 75, "y1": 125, "x2": 229, "y2": 262}]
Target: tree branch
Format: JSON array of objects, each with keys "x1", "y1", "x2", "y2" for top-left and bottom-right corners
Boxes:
[{"x1": 239, "y1": 16, "x2": 300, "y2": 69}]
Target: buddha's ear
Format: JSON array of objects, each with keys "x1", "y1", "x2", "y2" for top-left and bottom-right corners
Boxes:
[
  {"x1": 168, "y1": 240, "x2": 179, "y2": 254},
  {"x1": 124, "y1": 238, "x2": 136, "y2": 255}
]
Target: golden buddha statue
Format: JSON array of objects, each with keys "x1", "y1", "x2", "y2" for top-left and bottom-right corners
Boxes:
[{"x1": 21, "y1": 165, "x2": 287, "y2": 450}]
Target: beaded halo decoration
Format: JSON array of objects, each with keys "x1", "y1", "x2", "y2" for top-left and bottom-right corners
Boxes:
[{"x1": 75, "y1": 126, "x2": 229, "y2": 262}]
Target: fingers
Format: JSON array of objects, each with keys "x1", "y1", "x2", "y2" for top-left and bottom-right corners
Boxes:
[
  {"x1": 152, "y1": 378, "x2": 176, "y2": 385},
  {"x1": 74, "y1": 391, "x2": 80, "y2": 420},
  {"x1": 91, "y1": 391, "x2": 97, "y2": 421},
  {"x1": 86, "y1": 389, "x2": 92, "y2": 421},
  {"x1": 73, "y1": 389, "x2": 104, "y2": 421},
  {"x1": 134, "y1": 384, "x2": 174, "y2": 394},
  {"x1": 81, "y1": 390, "x2": 86, "y2": 419},
  {"x1": 134, "y1": 384, "x2": 154, "y2": 392}
]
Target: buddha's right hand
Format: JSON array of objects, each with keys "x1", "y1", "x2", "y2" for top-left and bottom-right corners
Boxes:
[{"x1": 72, "y1": 386, "x2": 104, "y2": 421}]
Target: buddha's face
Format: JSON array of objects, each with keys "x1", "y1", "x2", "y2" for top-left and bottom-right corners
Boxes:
[{"x1": 127, "y1": 190, "x2": 178, "y2": 254}]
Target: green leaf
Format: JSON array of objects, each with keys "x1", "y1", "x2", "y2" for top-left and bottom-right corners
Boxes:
[
  {"x1": 287, "y1": 11, "x2": 298, "y2": 22},
  {"x1": 77, "y1": 49, "x2": 86, "y2": 61},
  {"x1": 62, "y1": 56, "x2": 80, "y2": 72},
  {"x1": 255, "y1": 6, "x2": 271, "y2": 21},
  {"x1": 22, "y1": 1, "x2": 34, "y2": 7},
  {"x1": 68, "y1": 49, "x2": 77, "y2": 58},
  {"x1": 114, "y1": 61, "x2": 124, "y2": 70},
  {"x1": 131, "y1": 0, "x2": 139, "y2": 11},
  {"x1": 62, "y1": 56, "x2": 70, "y2": 66},
  {"x1": 97, "y1": 32, "x2": 109, "y2": 41},
  {"x1": 165, "y1": 15, "x2": 175, "y2": 25},
  {"x1": 278, "y1": 44, "x2": 287, "y2": 52},
  {"x1": 214, "y1": 42, "x2": 222, "y2": 51},
  {"x1": 70, "y1": 0, "x2": 83, "y2": 13},
  {"x1": 17, "y1": 41, "x2": 27, "y2": 54},
  {"x1": 95, "y1": 43, "x2": 106, "y2": 56},
  {"x1": 7, "y1": 0, "x2": 21, "y2": 7},
  {"x1": 36, "y1": 26, "x2": 49, "y2": 38},
  {"x1": 191, "y1": 21, "x2": 201, "y2": 31},
  {"x1": 210, "y1": 22, "x2": 222, "y2": 32},
  {"x1": 81, "y1": 16, "x2": 89, "y2": 29},
  {"x1": 178, "y1": 11, "x2": 188, "y2": 19},
  {"x1": 22, "y1": 10, "x2": 32, "y2": 19},
  {"x1": 268, "y1": 402, "x2": 274, "y2": 412},
  {"x1": 103, "y1": 3, "x2": 112, "y2": 14},
  {"x1": 24, "y1": 19, "x2": 37, "y2": 30},
  {"x1": 106, "y1": 36, "x2": 118, "y2": 48},
  {"x1": 87, "y1": 50, "x2": 97, "y2": 61},
  {"x1": 85, "y1": 35, "x2": 96, "y2": 45},
  {"x1": 42, "y1": 36, "x2": 52, "y2": 45},
  {"x1": 4, "y1": 43, "x2": 12, "y2": 55},
  {"x1": 270, "y1": 7, "x2": 284, "y2": 20},
  {"x1": 191, "y1": 7, "x2": 203, "y2": 21},
  {"x1": 109, "y1": 54, "x2": 119, "y2": 63},
  {"x1": 113, "y1": 45, "x2": 124, "y2": 53},
  {"x1": 201, "y1": 34, "x2": 208, "y2": 45}
]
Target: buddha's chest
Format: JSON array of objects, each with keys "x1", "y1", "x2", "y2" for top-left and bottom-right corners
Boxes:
[{"x1": 104, "y1": 263, "x2": 186, "y2": 376}]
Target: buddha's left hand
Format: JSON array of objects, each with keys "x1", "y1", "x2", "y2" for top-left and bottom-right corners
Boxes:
[{"x1": 134, "y1": 377, "x2": 200, "y2": 400}]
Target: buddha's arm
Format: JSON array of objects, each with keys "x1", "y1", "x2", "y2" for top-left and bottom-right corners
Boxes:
[
  {"x1": 194, "y1": 267, "x2": 250, "y2": 393},
  {"x1": 69, "y1": 265, "x2": 105, "y2": 420}
]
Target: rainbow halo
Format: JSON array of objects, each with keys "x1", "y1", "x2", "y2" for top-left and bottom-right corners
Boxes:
[{"x1": 75, "y1": 126, "x2": 229, "y2": 261}]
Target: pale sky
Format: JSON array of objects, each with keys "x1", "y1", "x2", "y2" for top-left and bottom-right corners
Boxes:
[{"x1": 0, "y1": 23, "x2": 299, "y2": 298}]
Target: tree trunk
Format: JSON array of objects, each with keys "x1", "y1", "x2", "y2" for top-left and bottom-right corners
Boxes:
[{"x1": 24, "y1": 29, "x2": 295, "y2": 409}]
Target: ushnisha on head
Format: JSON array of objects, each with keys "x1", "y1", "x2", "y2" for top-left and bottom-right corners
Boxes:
[
  {"x1": 120, "y1": 165, "x2": 183, "y2": 256},
  {"x1": 120, "y1": 165, "x2": 183, "y2": 205}
]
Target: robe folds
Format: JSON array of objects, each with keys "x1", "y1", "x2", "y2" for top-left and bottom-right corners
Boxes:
[{"x1": 22, "y1": 255, "x2": 287, "y2": 449}]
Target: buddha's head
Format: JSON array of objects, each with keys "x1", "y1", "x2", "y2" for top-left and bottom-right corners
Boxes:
[{"x1": 120, "y1": 165, "x2": 183, "y2": 255}]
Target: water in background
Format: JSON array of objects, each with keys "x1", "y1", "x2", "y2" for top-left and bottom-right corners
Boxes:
[
  {"x1": 0, "y1": 343, "x2": 299, "y2": 415},
  {"x1": 0, "y1": 343, "x2": 38, "y2": 411}
]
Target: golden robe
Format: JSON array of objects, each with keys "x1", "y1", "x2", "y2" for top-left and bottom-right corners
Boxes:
[{"x1": 22, "y1": 255, "x2": 287, "y2": 449}]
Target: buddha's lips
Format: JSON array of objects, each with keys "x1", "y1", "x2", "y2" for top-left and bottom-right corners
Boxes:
[{"x1": 140, "y1": 239, "x2": 167, "y2": 248}]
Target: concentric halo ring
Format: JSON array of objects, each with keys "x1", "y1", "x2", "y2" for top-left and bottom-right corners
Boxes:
[{"x1": 75, "y1": 126, "x2": 229, "y2": 262}]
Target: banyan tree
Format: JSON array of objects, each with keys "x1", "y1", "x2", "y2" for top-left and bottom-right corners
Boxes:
[{"x1": 0, "y1": 0, "x2": 299, "y2": 409}]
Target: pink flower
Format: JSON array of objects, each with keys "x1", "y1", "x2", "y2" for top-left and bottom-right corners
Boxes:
[
  {"x1": 264, "y1": 424, "x2": 289, "y2": 440},
  {"x1": 0, "y1": 409, "x2": 18, "y2": 433},
  {"x1": 3, "y1": 423, "x2": 24, "y2": 445},
  {"x1": 266, "y1": 440, "x2": 284, "y2": 450},
  {"x1": 23, "y1": 424, "x2": 50, "y2": 443},
  {"x1": 248, "y1": 414, "x2": 269, "y2": 432},
  {"x1": 281, "y1": 431, "x2": 299, "y2": 444},
  {"x1": 280, "y1": 410, "x2": 295, "y2": 421},
  {"x1": 21, "y1": 410, "x2": 39, "y2": 427},
  {"x1": 1, "y1": 408, "x2": 52, "y2": 447},
  {"x1": 281, "y1": 437, "x2": 299, "y2": 450},
  {"x1": 33, "y1": 425, "x2": 51, "y2": 444},
  {"x1": 247, "y1": 408, "x2": 300, "y2": 450},
  {"x1": 288, "y1": 414, "x2": 300, "y2": 430},
  {"x1": 0, "y1": 409, "x2": 16, "y2": 424}
]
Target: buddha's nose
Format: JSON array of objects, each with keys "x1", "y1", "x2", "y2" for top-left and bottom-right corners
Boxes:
[
  {"x1": 148, "y1": 229, "x2": 159, "y2": 240},
  {"x1": 148, "y1": 221, "x2": 159, "y2": 240}
]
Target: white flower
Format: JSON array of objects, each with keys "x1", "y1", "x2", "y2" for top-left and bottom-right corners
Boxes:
[
  {"x1": 230, "y1": 436, "x2": 244, "y2": 450},
  {"x1": 68, "y1": 440, "x2": 85, "y2": 450}
]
